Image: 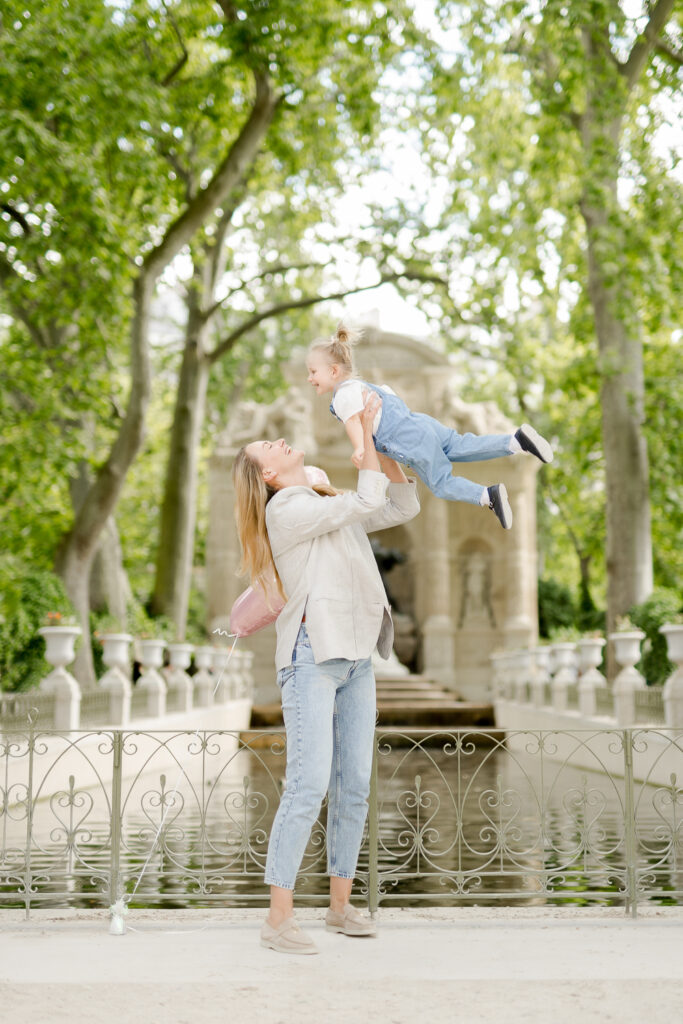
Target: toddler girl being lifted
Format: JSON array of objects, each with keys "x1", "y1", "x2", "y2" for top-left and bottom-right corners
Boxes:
[{"x1": 306, "y1": 324, "x2": 553, "y2": 530}]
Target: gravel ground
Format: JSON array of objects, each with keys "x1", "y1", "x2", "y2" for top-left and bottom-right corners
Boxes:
[{"x1": 2, "y1": 906, "x2": 683, "y2": 1023}]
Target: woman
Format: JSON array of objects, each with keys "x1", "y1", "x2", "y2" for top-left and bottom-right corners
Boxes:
[{"x1": 233, "y1": 393, "x2": 420, "y2": 954}]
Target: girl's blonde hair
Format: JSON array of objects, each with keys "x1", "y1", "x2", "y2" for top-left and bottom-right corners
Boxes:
[
  {"x1": 232, "y1": 446, "x2": 339, "y2": 605},
  {"x1": 308, "y1": 321, "x2": 363, "y2": 376}
]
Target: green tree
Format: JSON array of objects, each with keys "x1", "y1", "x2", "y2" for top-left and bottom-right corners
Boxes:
[{"x1": 415, "y1": 1, "x2": 683, "y2": 658}]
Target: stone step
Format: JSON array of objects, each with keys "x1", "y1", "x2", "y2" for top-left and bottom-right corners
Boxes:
[
  {"x1": 249, "y1": 700, "x2": 495, "y2": 731},
  {"x1": 376, "y1": 701, "x2": 495, "y2": 728}
]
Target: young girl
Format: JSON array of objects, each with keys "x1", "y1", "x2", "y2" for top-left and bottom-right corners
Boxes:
[{"x1": 306, "y1": 324, "x2": 553, "y2": 530}]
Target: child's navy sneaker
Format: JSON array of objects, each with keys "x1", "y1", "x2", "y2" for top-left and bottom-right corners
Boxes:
[
  {"x1": 515, "y1": 424, "x2": 553, "y2": 464},
  {"x1": 488, "y1": 484, "x2": 513, "y2": 530}
]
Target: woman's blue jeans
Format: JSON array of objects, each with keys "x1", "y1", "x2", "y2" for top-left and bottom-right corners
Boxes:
[{"x1": 264, "y1": 625, "x2": 376, "y2": 890}]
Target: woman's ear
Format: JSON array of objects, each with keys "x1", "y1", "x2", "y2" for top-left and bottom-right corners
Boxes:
[{"x1": 262, "y1": 466, "x2": 276, "y2": 484}]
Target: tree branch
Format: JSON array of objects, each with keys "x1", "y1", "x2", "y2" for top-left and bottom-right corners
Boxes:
[
  {"x1": 620, "y1": 0, "x2": 676, "y2": 88},
  {"x1": 655, "y1": 37, "x2": 683, "y2": 67},
  {"x1": 207, "y1": 270, "x2": 454, "y2": 364},
  {"x1": 0, "y1": 252, "x2": 51, "y2": 347},
  {"x1": 202, "y1": 261, "x2": 330, "y2": 323},
  {"x1": 1, "y1": 203, "x2": 32, "y2": 235},
  {"x1": 143, "y1": 70, "x2": 280, "y2": 282},
  {"x1": 160, "y1": 0, "x2": 189, "y2": 88}
]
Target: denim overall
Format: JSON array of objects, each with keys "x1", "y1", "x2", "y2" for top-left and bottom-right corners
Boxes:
[{"x1": 331, "y1": 380, "x2": 513, "y2": 504}]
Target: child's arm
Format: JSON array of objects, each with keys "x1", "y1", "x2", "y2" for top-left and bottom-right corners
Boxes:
[
  {"x1": 377, "y1": 453, "x2": 409, "y2": 483},
  {"x1": 345, "y1": 413, "x2": 366, "y2": 469}
]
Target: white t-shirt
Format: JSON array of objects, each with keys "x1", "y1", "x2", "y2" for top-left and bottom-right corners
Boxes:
[{"x1": 332, "y1": 380, "x2": 396, "y2": 432}]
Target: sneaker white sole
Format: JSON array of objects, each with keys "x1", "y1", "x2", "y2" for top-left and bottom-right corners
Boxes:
[
  {"x1": 497, "y1": 483, "x2": 513, "y2": 529},
  {"x1": 521, "y1": 423, "x2": 553, "y2": 463}
]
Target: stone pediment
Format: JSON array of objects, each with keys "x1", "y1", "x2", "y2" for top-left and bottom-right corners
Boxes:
[{"x1": 355, "y1": 328, "x2": 448, "y2": 371}]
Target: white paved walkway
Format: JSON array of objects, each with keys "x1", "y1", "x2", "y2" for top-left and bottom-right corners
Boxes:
[{"x1": 2, "y1": 907, "x2": 683, "y2": 1023}]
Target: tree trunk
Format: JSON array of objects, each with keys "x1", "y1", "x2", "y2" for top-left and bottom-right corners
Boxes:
[
  {"x1": 54, "y1": 70, "x2": 279, "y2": 664},
  {"x1": 578, "y1": 23, "x2": 654, "y2": 674},
  {"x1": 149, "y1": 312, "x2": 210, "y2": 636},
  {"x1": 90, "y1": 517, "x2": 133, "y2": 622}
]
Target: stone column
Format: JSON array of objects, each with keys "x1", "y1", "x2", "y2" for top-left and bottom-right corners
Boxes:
[
  {"x1": 577, "y1": 638, "x2": 606, "y2": 718},
  {"x1": 502, "y1": 465, "x2": 537, "y2": 649},
  {"x1": 193, "y1": 646, "x2": 215, "y2": 707},
  {"x1": 38, "y1": 626, "x2": 82, "y2": 731},
  {"x1": 419, "y1": 491, "x2": 455, "y2": 690},
  {"x1": 611, "y1": 631, "x2": 646, "y2": 727},
  {"x1": 532, "y1": 646, "x2": 551, "y2": 706},
  {"x1": 99, "y1": 633, "x2": 133, "y2": 726},
  {"x1": 136, "y1": 639, "x2": 167, "y2": 718},
  {"x1": 551, "y1": 643, "x2": 577, "y2": 711},
  {"x1": 661, "y1": 625, "x2": 683, "y2": 728},
  {"x1": 165, "y1": 643, "x2": 194, "y2": 713}
]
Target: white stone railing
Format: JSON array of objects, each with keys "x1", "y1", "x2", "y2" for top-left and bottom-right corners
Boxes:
[
  {"x1": 0, "y1": 628, "x2": 254, "y2": 732},
  {"x1": 491, "y1": 623, "x2": 683, "y2": 730}
]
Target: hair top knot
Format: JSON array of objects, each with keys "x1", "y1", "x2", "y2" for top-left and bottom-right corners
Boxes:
[{"x1": 309, "y1": 321, "x2": 363, "y2": 376}]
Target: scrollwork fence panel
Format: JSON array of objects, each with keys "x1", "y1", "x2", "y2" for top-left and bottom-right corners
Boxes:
[{"x1": 1, "y1": 727, "x2": 682, "y2": 916}]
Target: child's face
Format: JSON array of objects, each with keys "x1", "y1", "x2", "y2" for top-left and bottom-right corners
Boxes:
[{"x1": 306, "y1": 350, "x2": 339, "y2": 394}]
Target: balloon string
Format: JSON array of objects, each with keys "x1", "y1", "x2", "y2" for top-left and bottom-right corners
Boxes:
[{"x1": 113, "y1": 632, "x2": 240, "y2": 927}]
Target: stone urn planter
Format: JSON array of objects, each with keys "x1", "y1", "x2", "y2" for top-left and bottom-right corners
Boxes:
[
  {"x1": 138, "y1": 638, "x2": 166, "y2": 670},
  {"x1": 660, "y1": 624, "x2": 683, "y2": 665},
  {"x1": 99, "y1": 634, "x2": 133, "y2": 671},
  {"x1": 167, "y1": 643, "x2": 194, "y2": 671},
  {"x1": 610, "y1": 631, "x2": 645, "y2": 671},
  {"x1": 194, "y1": 647, "x2": 215, "y2": 673},
  {"x1": 577, "y1": 637, "x2": 606, "y2": 675},
  {"x1": 38, "y1": 625, "x2": 81, "y2": 668}
]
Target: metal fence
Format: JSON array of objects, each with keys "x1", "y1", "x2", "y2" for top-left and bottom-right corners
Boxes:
[{"x1": 1, "y1": 726, "x2": 681, "y2": 918}]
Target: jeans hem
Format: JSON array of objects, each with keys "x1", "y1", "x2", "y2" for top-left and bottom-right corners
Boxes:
[
  {"x1": 327, "y1": 871, "x2": 355, "y2": 880},
  {"x1": 263, "y1": 877, "x2": 296, "y2": 890}
]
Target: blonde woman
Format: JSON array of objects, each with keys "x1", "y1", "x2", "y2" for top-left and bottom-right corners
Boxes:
[{"x1": 233, "y1": 394, "x2": 419, "y2": 955}]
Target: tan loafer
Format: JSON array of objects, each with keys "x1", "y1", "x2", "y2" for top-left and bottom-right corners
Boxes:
[
  {"x1": 325, "y1": 904, "x2": 377, "y2": 937},
  {"x1": 260, "y1": 916, "x2": 318, "y2": 955}
]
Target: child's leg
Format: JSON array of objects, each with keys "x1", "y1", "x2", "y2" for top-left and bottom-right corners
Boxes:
[
  {"x1": 418, "y1": 413, "x2": 513, "y2": 464},
  {"x1": 410, "y1": 443, "x2": 487, "y2": 504}
]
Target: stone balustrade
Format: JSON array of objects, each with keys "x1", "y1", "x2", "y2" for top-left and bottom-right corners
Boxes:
[
  {"x1": 0, "y1": 629, "x2": 255, "y2": 732},
  {"x1": 490, "y1": 622, "x2": 683, "y2": 729}
]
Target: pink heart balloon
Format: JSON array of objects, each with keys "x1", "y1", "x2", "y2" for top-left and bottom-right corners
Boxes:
[{"x1": 229, "y1": 579, "x2": 286, "y2": 638}]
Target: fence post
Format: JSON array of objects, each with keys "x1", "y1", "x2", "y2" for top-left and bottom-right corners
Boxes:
[
  {"x1": 622, "y1": 729, "x2": 637, "y2": 918},
  {"x1": 24, "y1": 714, "x2": 37, "y2": 919},
  {"x1": 368, "y1": 736, "x2": 379, "y2": 916},
  {"x1": 109, "y1": 731, "x2": 124, "y2": 910}
]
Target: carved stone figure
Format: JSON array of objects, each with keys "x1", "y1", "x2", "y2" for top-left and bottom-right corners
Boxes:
[
  {"x1": 458, "y1": 550, "x2": 495, "y2": 628},
  {"x1": 220, "y1": 386, "x2": 316, "y2": 454}
]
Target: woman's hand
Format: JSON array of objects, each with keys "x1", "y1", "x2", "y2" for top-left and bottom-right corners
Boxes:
[
  {"x1": 360, "y1": 391, "x2": 381, "y2": 437},
  {"x1": 357, "y1": 392, "x2": 382, "y2": 473}
]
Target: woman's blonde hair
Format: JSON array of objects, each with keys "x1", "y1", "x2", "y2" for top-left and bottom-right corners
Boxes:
[
  {"x1": 232, "y1": 446, "x2": 339, "y2": 605},
  {"x1": 308, "y1": 321, "x2": 363, "y2": 376}
]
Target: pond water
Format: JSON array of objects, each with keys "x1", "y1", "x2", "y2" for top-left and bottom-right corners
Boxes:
[{"x1": 5, "y1": 732, "x2": 681, "y2": 911}]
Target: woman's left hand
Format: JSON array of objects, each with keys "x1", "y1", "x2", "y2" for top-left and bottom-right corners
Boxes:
[{"x1": 360, "y1": 392, "x2": 381, "y2": 436}]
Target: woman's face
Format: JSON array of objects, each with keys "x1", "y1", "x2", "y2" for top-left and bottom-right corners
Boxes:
[{"x1": 246, "y1": 437, "x2": 304, "y2": 485}]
